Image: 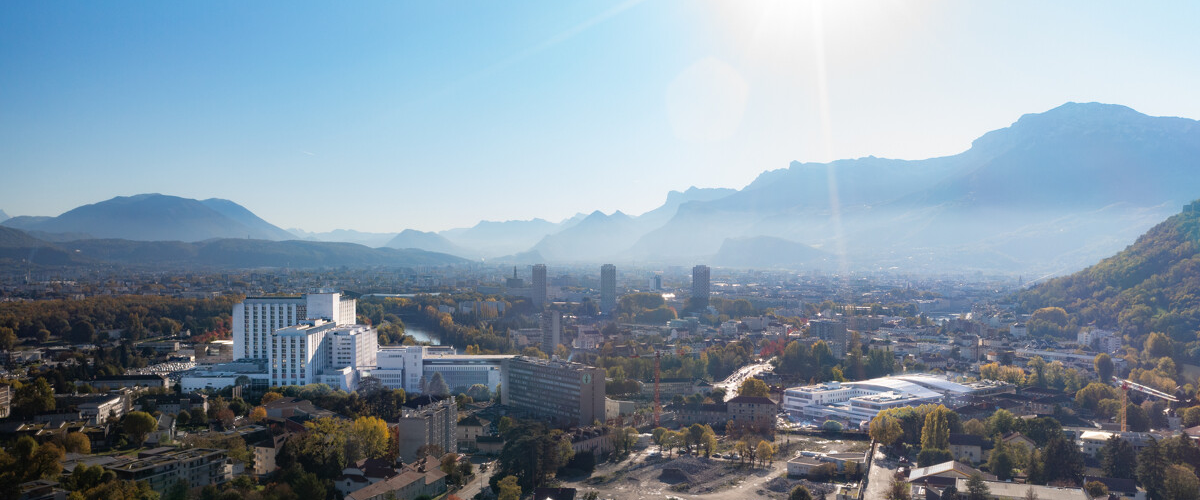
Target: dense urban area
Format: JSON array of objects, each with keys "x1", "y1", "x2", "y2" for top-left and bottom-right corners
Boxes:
[{"x1": 4, "y1": 205, "x2": 1200, "y2": 500}]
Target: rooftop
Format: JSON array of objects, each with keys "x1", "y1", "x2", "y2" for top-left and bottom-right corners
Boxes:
[{"x1": 954, "y1": 478, "x2": 1088, "y2": 500}]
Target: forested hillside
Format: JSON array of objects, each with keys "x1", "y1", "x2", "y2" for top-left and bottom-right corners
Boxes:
[{"x1": 1018, "y1": 200, "x2": 1200, "y2": 342}]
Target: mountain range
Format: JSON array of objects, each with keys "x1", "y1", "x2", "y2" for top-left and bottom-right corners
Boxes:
[
  {"x1": 2, "y1": 194, "x2": 294, "y2": 242},
  {"x1": 4, "y1": 102, "x2": 1198, "y2": 274},
  {"x1": 0, "y1": 226, "x2": 465, "y2": 269}
]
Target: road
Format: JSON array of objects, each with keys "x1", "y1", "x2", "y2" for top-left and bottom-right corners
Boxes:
[
  {"x1": 455, "y1": 459, "x2": 497, "y2": 500},
  {"x1": 862, "y1": 446, "x2": 897, "y2": 500},
  {"x1": 716, "y1": 360, "x2": 774, "y2": 400}
]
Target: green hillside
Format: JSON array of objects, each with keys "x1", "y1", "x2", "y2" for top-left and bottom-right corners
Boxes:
[{"x1": 1018, "y1": 200, "x2": 1200, "y2": 342}]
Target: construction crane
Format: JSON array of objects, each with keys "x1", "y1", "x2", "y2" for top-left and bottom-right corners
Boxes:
[{"x1": 1112, "y1": 378, "x2": 1178, "y2": 432}]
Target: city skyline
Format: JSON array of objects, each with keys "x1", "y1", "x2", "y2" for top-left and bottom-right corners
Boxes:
[{"x1": 3, "y1": 1, "x2": 1199, "y2": 232}]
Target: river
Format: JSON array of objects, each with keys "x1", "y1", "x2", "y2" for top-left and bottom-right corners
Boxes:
[{"x1": 404, "y1": 325, "x2": 441, "y2": 345}]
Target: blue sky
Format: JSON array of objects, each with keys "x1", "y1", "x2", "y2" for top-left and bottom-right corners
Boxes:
[{"x1": 2, "y1": 1, "x2": 1198, "y2": 232}]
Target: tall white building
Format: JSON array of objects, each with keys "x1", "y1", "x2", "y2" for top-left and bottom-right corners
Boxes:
[
  {"x1": 328, "y1": 325, "x2": 378, "y2": 372},
  {"x1": 268, "y1": 320, "x2": 377, "y2": 391},
  {"x1": 233, "y1": 296, "x2": 305, "y2": 361},
  {"x1": 270, "y1": 321, "x2": 335, "y2": 388},
  {"x1": 233, "y1": 292, "x2": 356, "y2": 361}
]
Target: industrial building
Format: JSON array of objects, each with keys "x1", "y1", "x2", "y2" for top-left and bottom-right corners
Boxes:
[{"x1": 782, "y1": 375, "x2": 1009, "y2": 427}]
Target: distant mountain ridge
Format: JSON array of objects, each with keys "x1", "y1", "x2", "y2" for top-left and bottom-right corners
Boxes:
[
  {"x1": 0, "y1": 226, "x2": 465, "y2": 269},
  {"x1": 288, "y1": 228, "x2": 398, "y2": 248},
  {"x1": 386, "y1": 229, "x2": 475, "y2": 259},
  {"x1": 626, "y1": 102, "x2": 1200, "y2": 274},
  {"x1": 6, "y1": 102, "x2": 1196, "y2": 274},
  {"x1": 1, "y1": 194, "x2": 294, "y2": 242}
]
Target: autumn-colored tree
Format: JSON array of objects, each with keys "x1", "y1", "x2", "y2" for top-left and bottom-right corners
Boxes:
[
  {"x1": 348, "y1": 416, "x2": 390, "y2": 462},
  {"x1": 497, "y1": 475, "x2": 521, "y2": 500},
  {"x1": 63, "y1": 432, "x2": 91, "y2": 454},
  {"x1": 261, "y1": 391, "x2": 284, "y2": 405},
  {"x1": 250, "y1": 406, "x2": 267, "y2": 422},
  {"x1": 870, "y1": 415, "x2": 903, "y2": 448},
  {"x1": 738, "y1": 378, "x2": 770, "y2": 398}
]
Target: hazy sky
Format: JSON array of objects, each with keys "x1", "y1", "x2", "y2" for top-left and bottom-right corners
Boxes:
[{"x1": 2, "y1": 1, "x2": 1198, "y2": 232}]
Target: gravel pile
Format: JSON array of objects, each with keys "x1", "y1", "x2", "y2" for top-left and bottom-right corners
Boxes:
[
  {"x1": 653, "y1": 456, "x2": 734, "y2": 487},
  {"x1": 764, "y1": 477, "x2": 832, "y2": 497}
]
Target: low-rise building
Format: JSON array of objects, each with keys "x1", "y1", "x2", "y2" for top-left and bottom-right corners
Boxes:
[
  {"x1": 86, "y1": 375, "x2": 169, "y2": 391},
  {"x1": 343, "y1": 462, "x2": 446, "y2": 500},
  {"x1": 456, "y1": 415, "x2": 490, "y2": 453},
  {"x1": 948, "y1": 433, "x2": 988, "y2": 464},
  {"x1": 105, "y1": 447, "x2": 227, "y2": 495},
  {"x1": 953, "y1": 477, "x2": 1089, "y2": 500},
  {"x1": 136, "y1": 393, "x2": 209, "y2": 416},
  {"x1": 253, "y1": 434, "x2": 290, "y2": 476},
  {"x1": 725, "y1": 395, "x2": 776, "y2": 425}
]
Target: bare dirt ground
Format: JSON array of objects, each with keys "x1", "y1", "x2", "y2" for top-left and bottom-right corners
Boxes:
[{"x1": 563, "y1": 435, "x2": 867, "y2": 500}]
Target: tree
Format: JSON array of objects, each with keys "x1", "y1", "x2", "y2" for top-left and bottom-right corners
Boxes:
[
  {"x1": 441, "y1": 453, "x2": 461, "y2": 484},
  {"x1": 1037, "y1": 435, "x2": 1084, "y2": 485},
  {"x1": 1164, "y1": 464, "x2": 1200, "y2": 500},
  {"x1": 917, "y1": 448, "x2": 953, "y2": 467},
  {"x1": 261, "y1": 391, "x2": 284, "y2": 405},
  {"x1": 870, "y1": 415, "x2": 903, "y2": 448},
  {"x1": 1125, "y1": 403, "x2": 1150, "y2": 432},
  {"x1": 426, "y1": 372, "x2": 450, "y2": 396},
  {"x1": 216, "y1": 408, "x2": 235, "y2": 429},
  {"x1": 735, "y1": 440, "x2": 751, "y2": 465},
  {"x1": 987, "y1": 437, "x2": 1015, "y2": 480},
  {"x1": 1076, "y1": 382, "x2": 1121, "y2": 411},
  {"x1": 757, "y1": 440, "x2": 775, "y2": 466},
  {"x1": 123, "y1": 411, "x2": 158, "y2": 447},
  {"x1": 250, "y1": 406, "x2": 267, "y2": 422},
  {"x1": 24, "y1": 442, "x2": 65, "y2": 481},
  {"x1": 963, "y1": 419, "x2": 986, "y2": 437},
  {"x1": 297, "y1": 417, "x2": 351, "y2": 478},
  {"x1": 611, "y1": 426, "x2": 638, "y2": 457},
  {"x1": 886, "y1": 475, "x2": 912, "y2": 500},
  {"x1": 920, "y1": 406, "x2": 951, "y2": 455},
  {"x1": 12, "y1": 378, "x2": 55, "y2": 419},
  {"x1": 688, "y1": 424, "x2": 707, "y2": 454},
  {"x1": 63, "y1": 432, "x2": 91, "y2": 454},
  {"x1": 1101, "y1": 435, "x2": 1137, "y2": 479},
  {"x1": 348, "y1": 416, "x2": 390, "y2": 462},
  {"x1": 465, "y1": 384, "x2": 491, "y2": 402},
  {"x1": 70, "y1": 320, "x2": 96, "y2": 344},
  {"x1": 1184, "y1": 406, "x2": 1200, "y2": 428},
  {"x1": 701, "y1": 428, "x2": 718, "y2": 458},
  {"x1": 1084, "y1": 480, "x2": 1109, "y2": 498},
  {"x1": 789, "y1": 485, "x2": 813, "y2": 500},
  {"x1": 1145, "y1": 332, "x2": 1172, "y2": 359},
  {"x1": 1095, "y1": 353, "x2": 1115, "y2": 382},
  {"x1": 651, "y1": 427, "x2": 668, "y2": 452},
  {"x1": 1138, "y1": 438, "x2": 1168, "y2": 499},
  {"x1": 738, "y1": 378, "x2": 770, "y2": 398},
  {"x1": 823, "y1": 420, "x2": 844, "y2": 432},
  {"x1": 986, "y1": 408, "x2": 1018, "y2": 437},
  {"x1": 497, "y1": 475, "x2": 521, "y2": 500},
  {"x1": 664, "y1": 431, "x2": 684, "y2": 457},
  {"x1": 1022, "y1": 486, "x2": 1038, "y2": 500},
  {"x1": 965, "y1": 472, "x2": 990, "y2": 500}
]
